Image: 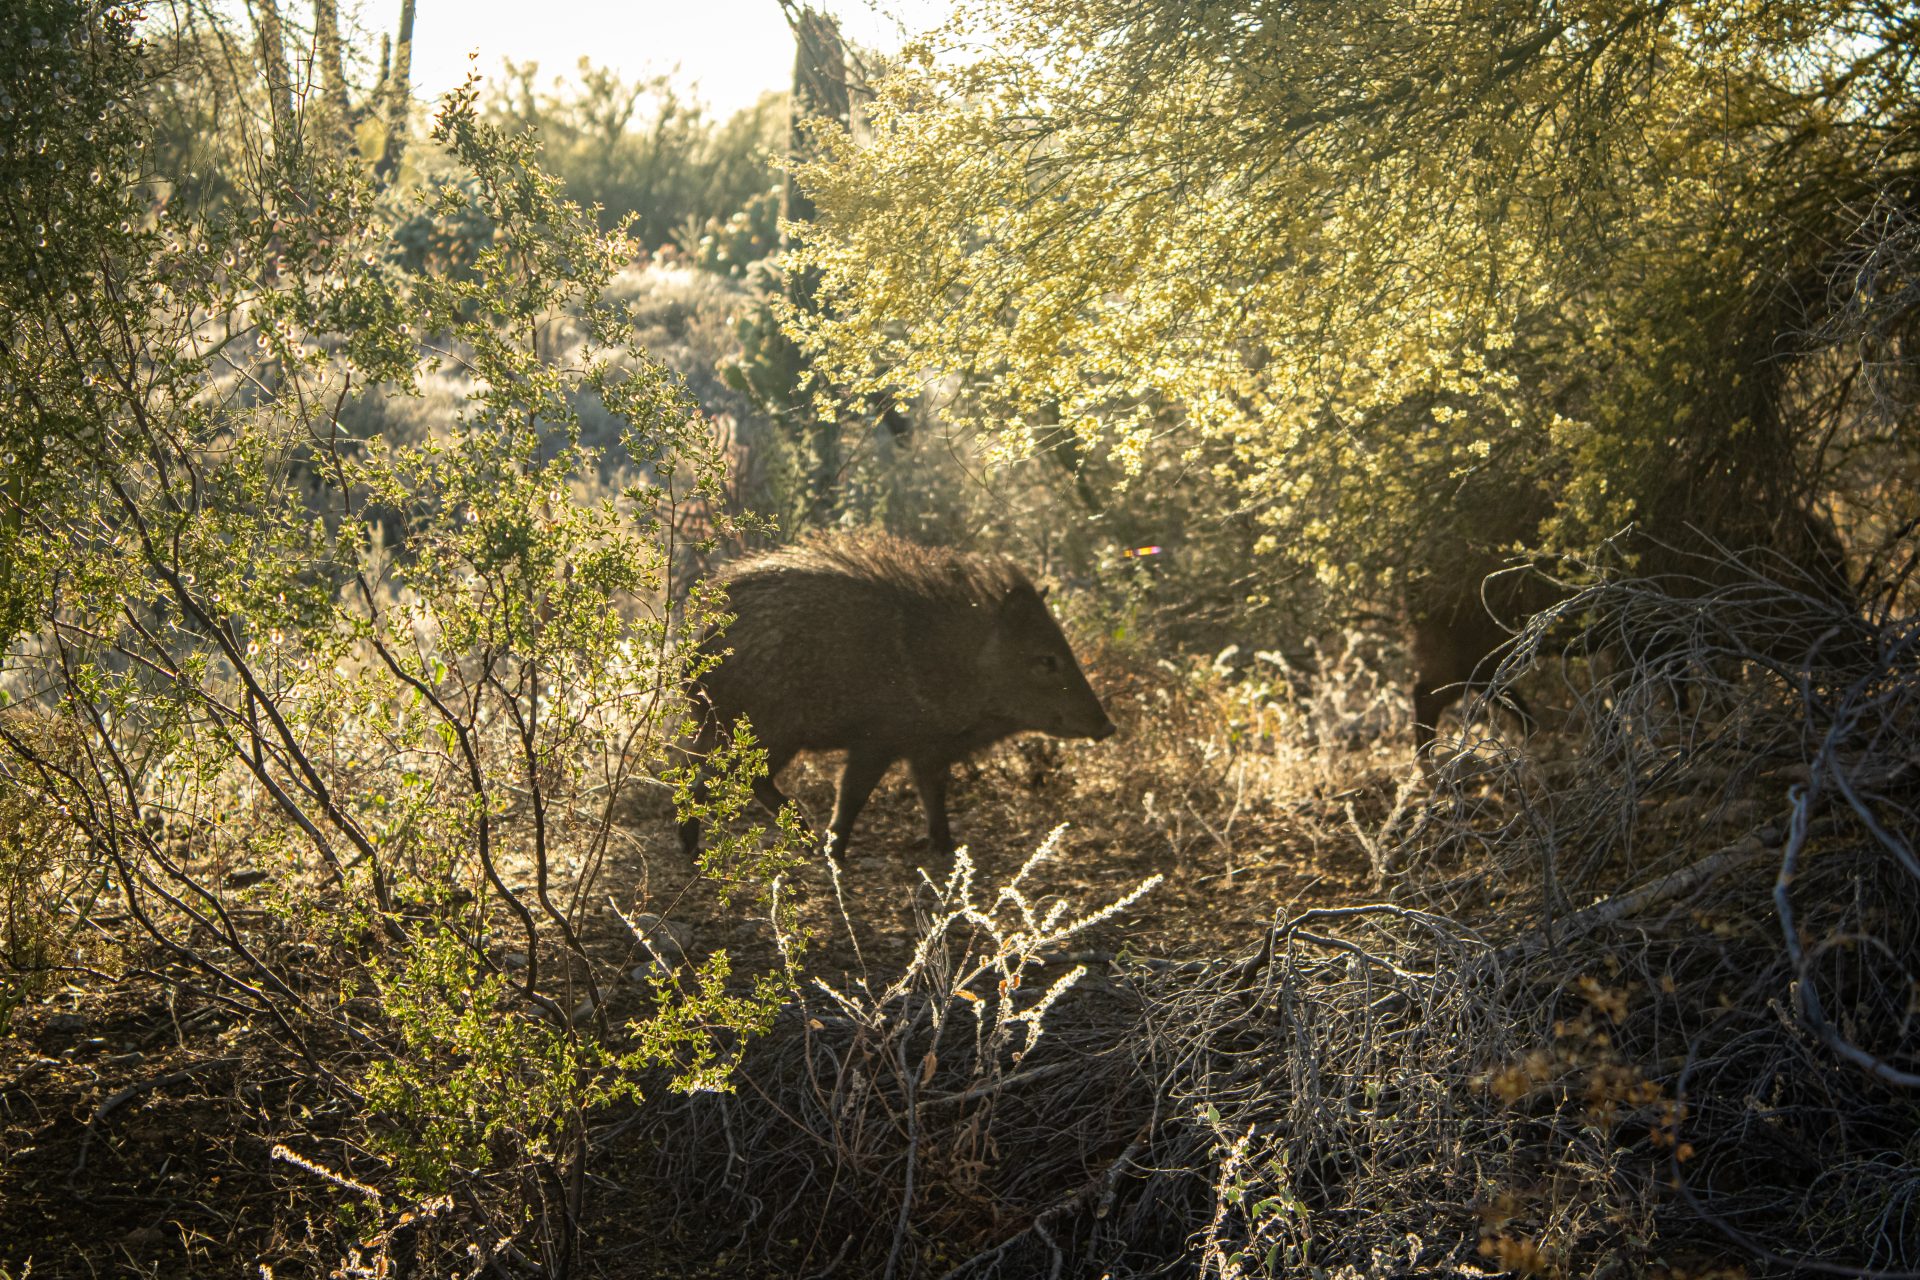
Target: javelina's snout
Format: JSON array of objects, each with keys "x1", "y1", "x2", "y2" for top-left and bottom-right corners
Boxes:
[
  {"x1": 1047, "y1": 704, "x2": 1116, "y2": 740},
  {"x1": 1050, "y1": 690, "x2": 1116, "y2": 740}
]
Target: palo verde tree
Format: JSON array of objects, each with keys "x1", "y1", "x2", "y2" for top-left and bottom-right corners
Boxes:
[
  {"x1": 786, "y1": 0, "x2": 1920, "y2": 609},
  {"x1": 1, "y1": 1, "x2": 801, "y2": 1269}
]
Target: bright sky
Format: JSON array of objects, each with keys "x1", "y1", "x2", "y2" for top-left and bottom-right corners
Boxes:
[{"x1": 399, "y1": 0, "x2": 939, "y2": 119}]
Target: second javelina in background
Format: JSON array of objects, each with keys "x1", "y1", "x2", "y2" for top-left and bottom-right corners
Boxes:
[{"x1": 679, "y1": 533, "x2": 1117, "y2": 858}]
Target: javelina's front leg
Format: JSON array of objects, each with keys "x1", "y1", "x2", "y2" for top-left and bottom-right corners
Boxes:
[
  {"x1": 679, "y1": 744, "x2": 794, "y2": 856},
  {"x1": 909, "y1": 756, "x2": 954, "y2": 856},
  {"x1": 751, "y1": 745, "x2": 796, "y2": 818},
  {"x1": 826, "y1": 749, "x2": 892, "y2": 857}
]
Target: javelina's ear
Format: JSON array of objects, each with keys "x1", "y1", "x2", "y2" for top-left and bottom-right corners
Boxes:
[
  {"x1": 1038, "y1": 584, "x2": 1051, "y2": 600},
  {"x1": 998, "y1": 581, "x2": 1037, "y2": 619}
]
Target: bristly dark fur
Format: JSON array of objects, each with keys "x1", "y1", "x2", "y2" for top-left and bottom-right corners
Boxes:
[
  {"x1": 721, "y1": 532, "x2": 1033, "y2": 612},
  {"x1": 680, "y1": 531, "x2": 1114, "y2": 858}
]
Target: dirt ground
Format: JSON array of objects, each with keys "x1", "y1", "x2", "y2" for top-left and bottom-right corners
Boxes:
[{"x1": 610, "y1": 745, "x2": 1385, "y2": 980}]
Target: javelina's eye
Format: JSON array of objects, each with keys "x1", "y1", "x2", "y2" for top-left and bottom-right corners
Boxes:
[{"x1": 1036, "y1": 654, "x2": 1062, "y2": 673}]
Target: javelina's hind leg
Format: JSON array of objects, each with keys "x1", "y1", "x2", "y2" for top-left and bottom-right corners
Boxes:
[
  {"x1": 677, "y1": 694, "x2": 722, "y2": 857},
  {"x1": 677, "y1": 729, "x2": 715, "y2": 857},
  {"x1": 826, "y1": 749, "x2": 892, "y2": 858},
  {"x1": 908, "y1": 756, "x2": 955, "y2": 857},
  {"x1": 678, "y1": 764, "x2": 716, "y2": 857}
]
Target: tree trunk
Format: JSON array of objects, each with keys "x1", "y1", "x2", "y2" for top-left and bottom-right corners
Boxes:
[
  {"x1": 783, "y1": 7, "x2": 850, "y2": 524},
  {"x1": 313, "y1": 0, "x2": 355, "y2": 149},
  {"x1": 783, "y1": 8, "x2": 849, "y2": 231},
  {"x1": 251, "y1": 0, "x2": 298, "y2": 165},
  {"x1": 375, "y1": 0, "x2": 415, "y2": 182}
]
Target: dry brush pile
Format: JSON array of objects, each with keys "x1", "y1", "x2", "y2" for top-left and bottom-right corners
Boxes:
[{"x1": 619, "y1": 553, "x2": 1919, "y2": 1279}]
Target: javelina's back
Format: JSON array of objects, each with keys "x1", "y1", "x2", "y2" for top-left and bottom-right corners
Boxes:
[
  {"x1": 703, "y1": 538, "x2": 1025, "y2": 751},
  {"x1": 682, "y1": 534, "x2": 1115, "y2": 856}
]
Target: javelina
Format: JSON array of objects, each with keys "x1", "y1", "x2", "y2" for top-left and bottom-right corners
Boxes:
[
  {"x1": 1408, "y1": 511, "x2": 1859, "y2": 757},
  {"x1": 678, "y1": 534, "x2": 1117, "y2": 857},
  {"x1": 1408, "y1": 567, "x2": 1546, "y2": 756}
]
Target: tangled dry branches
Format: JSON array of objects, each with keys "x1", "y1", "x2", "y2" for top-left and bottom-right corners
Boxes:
[{"x1": 616, "y1": 554, "x2": 1918, "y2": 1278}]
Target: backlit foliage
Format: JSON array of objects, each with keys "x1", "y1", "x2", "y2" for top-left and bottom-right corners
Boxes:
[
  {"x1": 0, "y1": 2, "x2": 803, "y2": 1265},
  {"x1": 788, "y1": 0, "x2": 1919, "y2": 594}
]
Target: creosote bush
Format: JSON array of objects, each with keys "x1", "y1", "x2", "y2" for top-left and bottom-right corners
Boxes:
[{"x1": 0, "y1": 2, "x2": 804, "y2": 1269}]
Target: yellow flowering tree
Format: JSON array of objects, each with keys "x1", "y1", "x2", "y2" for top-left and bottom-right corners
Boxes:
[{"x1": 787, "y1": 0, "x2": 1918, "y2": 601}]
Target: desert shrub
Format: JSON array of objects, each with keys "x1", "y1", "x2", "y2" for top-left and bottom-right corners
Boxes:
[
  {"x1": 634, "y1": 831, "x2": 1164, "y2": 1274},
  {"x1": 362, "y1": 926, "x2": 636, "y2": 1194},
  {"x1": 340, "y1": 256, "x2": 780, "y2": 600},
  {"x1": 693, "y1": 185, "x2": 781, "y2": 278},
  {"x1": 0, "y1": 4, "x2": 805, "y2": 1268},
  {"x1": 623, "y1": 842, "x2": 1675, "y2": 1278},
  {"x1": 1419, "y1": 549, "x2": 1885, "y2": 902},
  {"x1": 1408, "y1": 555, "x2": 1920, "y2": 1273}
]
